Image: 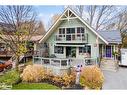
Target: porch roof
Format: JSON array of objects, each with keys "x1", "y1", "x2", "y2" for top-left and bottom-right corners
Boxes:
[{"x1": 97, "y1": 30, "x2": 122, "y2": 44}]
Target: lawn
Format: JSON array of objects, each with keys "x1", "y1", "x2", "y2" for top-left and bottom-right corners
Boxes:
[
  {"x1": 12, "y1": 83, "x2": 60, "y2": 90},
  {"x1": 0, "y1": 69, "x2": 60, "y2": 90},
  {"x1": 0, "y1": 69, "x2": 20, "y2": 85}
]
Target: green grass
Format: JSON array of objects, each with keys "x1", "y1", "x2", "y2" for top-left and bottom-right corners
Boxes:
[
  {"x1": 0, "y1": 69, "x2": 20, "y2": 85},
  {"x1": 12, "y1": 83, "x2": 60, "y2": 90}
]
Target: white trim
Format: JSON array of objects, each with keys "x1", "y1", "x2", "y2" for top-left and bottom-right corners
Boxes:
[
  {"x1": 55, "y1": 44, "x2": 85, "y2": 47},
  {"x1": 60, "y1": 17, "x2": 78, "y2": 20},
  {"x1": 39, "y1": 7, "x2": 108, "y2": 44}
]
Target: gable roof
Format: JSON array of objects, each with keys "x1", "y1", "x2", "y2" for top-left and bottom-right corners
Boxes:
[
  {"x1": 97, "y1": 30, "x2": 122, "y2": 44},
  {"x1": 39, "y1": 7, "x2": 109, "y2": 44}
]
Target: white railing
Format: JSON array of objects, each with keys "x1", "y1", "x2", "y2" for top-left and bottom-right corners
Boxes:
[
  {"x1": 33, "y1": 57, "x2": 98, "y2": 68},
  {"x1": 55, "y1": 33, "x2": 87, "y2": 42}
]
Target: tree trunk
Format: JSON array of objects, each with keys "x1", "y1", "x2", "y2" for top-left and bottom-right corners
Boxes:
[{"x1": 15, "y1": 56, "x2": 20, "y2": 72}]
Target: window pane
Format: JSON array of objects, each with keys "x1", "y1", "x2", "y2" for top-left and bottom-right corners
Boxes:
[
  {"x1": 79, "y1": 45, "x2": 91, "y2": 54},
  {"x1": 79, "y1": 47, "x2": 83, "y2": 53},
  {"x1": 77, "y1": 27, "x2": 80, "y2": 33},
  {"x1": 59, "y1": 29, "x2": 62, "y2": 34},
  {"x1": 67, "y1": 28, "x2": 71, "y2": 34},
  {"x1": 59, "y1": 28, "x2": 65, "y2": 34},
  {"x1": 54, "y1": 46, "x2": 63, "y2": 54},
  {"x1": 81, "y1": 27, "x2": 84, "y2": 33},
  {"x1": 71, "y1": 28, "x2": 75, "y2": 33}
]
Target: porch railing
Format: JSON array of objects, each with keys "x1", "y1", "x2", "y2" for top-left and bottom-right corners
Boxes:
[
  {"x1": 33, "y1": 57, "x2": 98, "y2": 68},
  {"x1": 55, "y1": 33, "x2": 88, "y2": 43}
]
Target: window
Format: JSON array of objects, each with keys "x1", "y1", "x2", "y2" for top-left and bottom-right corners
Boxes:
[
  {"x1": 66, "y1": 28, "x2": 75, "y2": 34},
  {"x1": 54, "y1": 46, "x2": 64, "y2": 54},
  {"x1": 59, "y1": 28, "x2": 65, "y2": 34},
  {"x1": 77, "y1": 27, "x2": 85, "y2": 33},
  {"x1": 79, "y1": 45, "x2": 91, "y2": 54}
]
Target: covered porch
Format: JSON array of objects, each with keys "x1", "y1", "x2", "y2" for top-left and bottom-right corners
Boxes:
[{"x1": 99, "y1": 44, "x2": 119, "y2": 60}]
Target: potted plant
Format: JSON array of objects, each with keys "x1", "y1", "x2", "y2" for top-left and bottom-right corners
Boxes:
[{"x1": 80, "y1": 66, "x2": 104, "y2": 90}]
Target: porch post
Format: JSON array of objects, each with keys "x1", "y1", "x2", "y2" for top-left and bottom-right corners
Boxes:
[
  {"x1": 111, "y1": 45, "x2": 112, "y2": 58},
  {"x1": 49, "y1": 59, "x2": 52, "y2": 65},
  {"x1": 104, "y1": 45, "x2": 106, "y2": 58},
  {"x1": 102, "y1": 45, "x2": 103, "y2": 58},
  {"x1": 60, "y1": 60, "x2": 61, "y2": 67}
]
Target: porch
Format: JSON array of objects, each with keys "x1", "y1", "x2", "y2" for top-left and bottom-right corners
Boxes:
[
  {"x1": 99, "y1": 44, "x2": 119, "y2": 60},
  {"x1": 33, "y1": 56, "x2": 98, "y2": 75}
]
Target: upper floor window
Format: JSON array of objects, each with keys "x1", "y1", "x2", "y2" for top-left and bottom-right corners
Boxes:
[
  {"x1": 66, "y1": 28, "x2": 75, "y2": 34},
  {"x1": 59, "y1": 28, "x2": 65, "y2": 34},
  {"x1": 58, "y1": 27, "x2": 85, "y2": 34},
  {"x1": 77, "y1": 27, "x2": 85, "y2": 34}
]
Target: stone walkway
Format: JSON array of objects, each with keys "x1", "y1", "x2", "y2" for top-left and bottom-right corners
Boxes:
[{"x1": 102, "y1": 67, "x2": 127, "y2": 89}]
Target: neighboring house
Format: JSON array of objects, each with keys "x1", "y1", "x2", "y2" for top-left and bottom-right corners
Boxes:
[
  {"x1": 0, "y1": 22, "x2": 45, "y2": 58},
  {"x1": 0, "y1": 35, "x2": 43, "y2": 58},
  {"x1": 37, "y1": 7, "x2": 122, "y2": 60}
]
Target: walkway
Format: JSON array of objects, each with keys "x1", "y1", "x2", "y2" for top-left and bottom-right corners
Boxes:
[{"x1": 102, "y1": 67, "x2": 127, "y2": 89}]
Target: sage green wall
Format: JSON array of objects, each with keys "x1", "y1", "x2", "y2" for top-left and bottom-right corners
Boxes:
[{"x1": 45, "y1": 18, "x2": 105, "y2": 58}]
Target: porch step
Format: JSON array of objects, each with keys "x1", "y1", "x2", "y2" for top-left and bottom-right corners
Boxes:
[{"x1": 100, "y1": 59, "x2": 119, "y2": 72}]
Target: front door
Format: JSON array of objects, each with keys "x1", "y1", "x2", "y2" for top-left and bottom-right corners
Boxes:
[
  {"x1": 106, "y1": 46, "x2": 111, "y2": 58},
  {"x1": 66, "y1": 47, "x2": 76, "y2": 58}
]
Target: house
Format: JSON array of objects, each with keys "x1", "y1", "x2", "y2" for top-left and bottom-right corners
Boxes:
[
  {"x1": 0, "y1": 22, "x2": 45, "y2": 58},
  {"x1": 33, "y1": 7, "x2": 122, "y2": 71}
]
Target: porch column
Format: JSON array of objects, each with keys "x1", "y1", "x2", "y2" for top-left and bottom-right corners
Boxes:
[
  {"x1": 102, "y1": 45, "x2": 103, "y2": 58},
  {"x1": 60, "y1": 60, "x2": 61, "y2": 67},
  {"x1": 64, "y1": 47, "x2": 66, "y2": 58},
  {"x1": 49, "y1": 59, "x2": 52, "y2": 65},
  {"x1": 114, "y1": 45, "x2": 116, "y2": 60},
  {"x1": 105, "y1": 45, "x2": 106, "y2": 58},
  {"x1": 67, "y1": 59, "x2": 69, "y2": 67},
  {"x1": 111, "y1": 45, "x2": 112, "y2": 58}
]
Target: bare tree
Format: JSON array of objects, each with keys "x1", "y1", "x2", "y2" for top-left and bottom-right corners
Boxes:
[
  {"x1": 47, "y1": 14, "x2": 60, "y2": 30},
  {"x1": 74, "y1": 6, "x2": 117, "y2": 30},
  {"x1": 75, "y1": 5, "x2": 84, "y2": 17},
  {"x1": 0, "y1": 6, "x2": 38, "y2": 71},
  {"x1": 36, "y1": 21, "x2": 46, "y2": 35}
]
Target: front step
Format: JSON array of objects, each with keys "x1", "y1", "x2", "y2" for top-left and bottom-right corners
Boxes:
[{"x1": 100, "y1": 59, "x2": 119, "y2": 72}]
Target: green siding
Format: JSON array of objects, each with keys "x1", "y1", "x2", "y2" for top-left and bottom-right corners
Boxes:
[{"x1": 45, "y1": 18, "x2": 105, "y2": 59}]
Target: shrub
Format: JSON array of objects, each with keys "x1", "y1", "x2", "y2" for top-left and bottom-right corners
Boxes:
[
  {"x1": 80, "y1": 66, "x2": 104, "y2": 89},
  {"x1": 52, "y1": 76, "x2": 64, "y2": 87},
  {"x1": 62, "y1": 72, "x2": 76, "y2": 87},
  {"x1": 20, "y1": 64, "x2": 47, "y2": 82}
]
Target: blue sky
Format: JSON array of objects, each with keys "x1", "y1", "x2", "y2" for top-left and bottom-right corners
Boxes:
[{"x1": 34, "y1": 6, "x2": 65, "y2": 29}]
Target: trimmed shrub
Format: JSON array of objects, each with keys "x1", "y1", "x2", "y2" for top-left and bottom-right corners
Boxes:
[
  {"x1": 20, "y1": 64, "x2": 47, "y2": 82},
  {"x1": 80, "y1": 66, "x2": 104, "y2": 89}
]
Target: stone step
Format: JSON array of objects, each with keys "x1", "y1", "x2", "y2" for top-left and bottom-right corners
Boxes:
[
  {"x1": 101, "y1": 68, "x2": 118, "y2": 72},
  {"x1": 100, "y1": 59, "x2": 119, "y2": 72},
  {"x1": 100, "y1": 66, "x2": 118, "y2": 70}
]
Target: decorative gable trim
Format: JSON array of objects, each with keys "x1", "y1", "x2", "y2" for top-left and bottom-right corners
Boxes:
[{"x1": 39, "y1": 7, "x2": 109, "y2": 44}]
